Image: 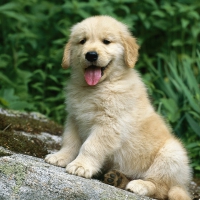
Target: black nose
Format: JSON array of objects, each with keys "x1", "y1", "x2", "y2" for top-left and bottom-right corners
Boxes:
[{"x1": 85, "y1": 51, "x2": 98, "y2": 62}]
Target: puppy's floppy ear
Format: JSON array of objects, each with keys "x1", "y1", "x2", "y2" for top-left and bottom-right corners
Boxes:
[
  {"x1": 123, "y1": 35, "x2": 139, "y2": 68},
  {"x1": 62, "y1": 42, "x2": 71, "y2": 69}
]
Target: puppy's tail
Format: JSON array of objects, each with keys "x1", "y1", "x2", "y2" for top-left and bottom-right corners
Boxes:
[{"x1": 168, "y1": 186, "x2": 191, "y2": 200}]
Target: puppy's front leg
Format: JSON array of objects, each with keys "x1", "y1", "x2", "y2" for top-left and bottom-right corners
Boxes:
[
  {"x1": 45, "y1": 116, "x2": 81, "y2": 167},
  {"x1": 66, "y1": 124, "x2": 120, "y2": 178}
]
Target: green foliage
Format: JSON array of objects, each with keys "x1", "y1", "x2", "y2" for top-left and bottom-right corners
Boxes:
[
  {"x1": 0, "y1": 0, "x2": 200, "y2": 175},
  {"x1": 144, "y1": 52, "x2": 200, "y2": 136},
  {"x1": 143, "y1": 51, "x2": 200, "y2": 175}
]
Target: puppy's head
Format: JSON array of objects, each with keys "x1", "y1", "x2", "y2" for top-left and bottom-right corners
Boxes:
[{"x1": 62, "y1": 16, "x2": 139, "y2": 86}]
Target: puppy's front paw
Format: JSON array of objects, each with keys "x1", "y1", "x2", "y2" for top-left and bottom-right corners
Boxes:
[
  {"x1": 103, "y1": 170, "x2": 130, "y2": 189},
  {"x1": 66, "y1": 160, "x2": 96, "y2": 178},
  {"x1": 45, "y1": 152, "x2": 70, "y2": 167}
]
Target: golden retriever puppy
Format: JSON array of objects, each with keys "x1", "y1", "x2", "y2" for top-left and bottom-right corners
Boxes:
[{"x1": 45, "y1": 16, "x2": 192, "y2": 200}]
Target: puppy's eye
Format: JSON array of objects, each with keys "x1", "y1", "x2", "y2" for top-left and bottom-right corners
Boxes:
[
  {"x1": 80, "y1": 39, "x2": 86, "y2": 45},
  {"x1": 103, "y1": 39, "x2": 111, "y2": 45}
]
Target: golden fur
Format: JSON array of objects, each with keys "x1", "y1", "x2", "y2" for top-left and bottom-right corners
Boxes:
[{"x1": 45, "y1": 16, "x2": 192, "y2": 199}]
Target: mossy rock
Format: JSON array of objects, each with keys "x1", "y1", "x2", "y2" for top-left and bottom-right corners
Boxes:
[
  {"x1": 0, "y1": 109, "x2": 63, "y2": 158},
  {"x1": 0, "y1": 154, "x2": 149, "y2": 200}
]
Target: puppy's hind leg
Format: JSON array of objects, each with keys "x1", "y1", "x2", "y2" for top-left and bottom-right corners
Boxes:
[
  {"x1": 103, "y1": 170, "x2": 156, "y2": 197},
  {"x1": 126, "y1": 180, "x2": 192, "y2": 200},
  {"x1": 168, "y1": 186, "x2": 191, "y2": 200},
  {"x1": 134, "y1": 139, "x2": 192, "y2": 199},
  {"x1": 126, "y1": 179, "x2": 156, "y2": 197}
]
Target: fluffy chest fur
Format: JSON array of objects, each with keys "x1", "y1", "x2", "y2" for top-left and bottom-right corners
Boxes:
[
  {"x1": 66, "y1": 69, "x2": 153, "y2": 145},
  {"x1": 66, "y1": 85, "x2": 132, "y2": 141}
]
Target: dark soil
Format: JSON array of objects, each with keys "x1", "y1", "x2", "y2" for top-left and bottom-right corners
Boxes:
[
  {"x1": 0, "y1": 113, "x2": 63, "y2": 135},
  {"x1": 190, "y1": 178, "x2": 200, "y2": 200}
]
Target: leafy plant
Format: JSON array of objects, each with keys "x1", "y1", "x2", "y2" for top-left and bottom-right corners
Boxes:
[
  {"x1": 143, "y1": 51, "x2": 200, "y2": 175},
  {"x1": 144, "y1": 51, "x2": 200, "y2": 136}
]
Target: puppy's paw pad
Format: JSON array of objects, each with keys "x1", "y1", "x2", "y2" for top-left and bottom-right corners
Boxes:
[{"x1": 103, "y1": 170, "x2": 129, "y2": 189}]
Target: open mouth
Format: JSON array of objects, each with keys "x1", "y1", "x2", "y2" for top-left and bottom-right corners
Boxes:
[{"x1": 84, "y1": 62, "x2": 110, "y2": 86}]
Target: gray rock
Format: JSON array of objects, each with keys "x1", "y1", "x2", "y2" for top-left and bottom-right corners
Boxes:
[
  {"x1": 1, "y1": 108, "x2": 199, "y2": 199},
  {"x1": 0, "y1": 154, "x2": 153, "y2": 200}
]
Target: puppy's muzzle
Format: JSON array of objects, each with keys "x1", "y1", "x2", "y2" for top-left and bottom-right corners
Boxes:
[{"x1": 85, "y1": 51, "x2": 98, "y2": 62}]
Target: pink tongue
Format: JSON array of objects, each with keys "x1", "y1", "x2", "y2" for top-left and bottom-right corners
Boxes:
[{"x1": 84, "y1": 67, "x2": 101, "y2": 86}]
